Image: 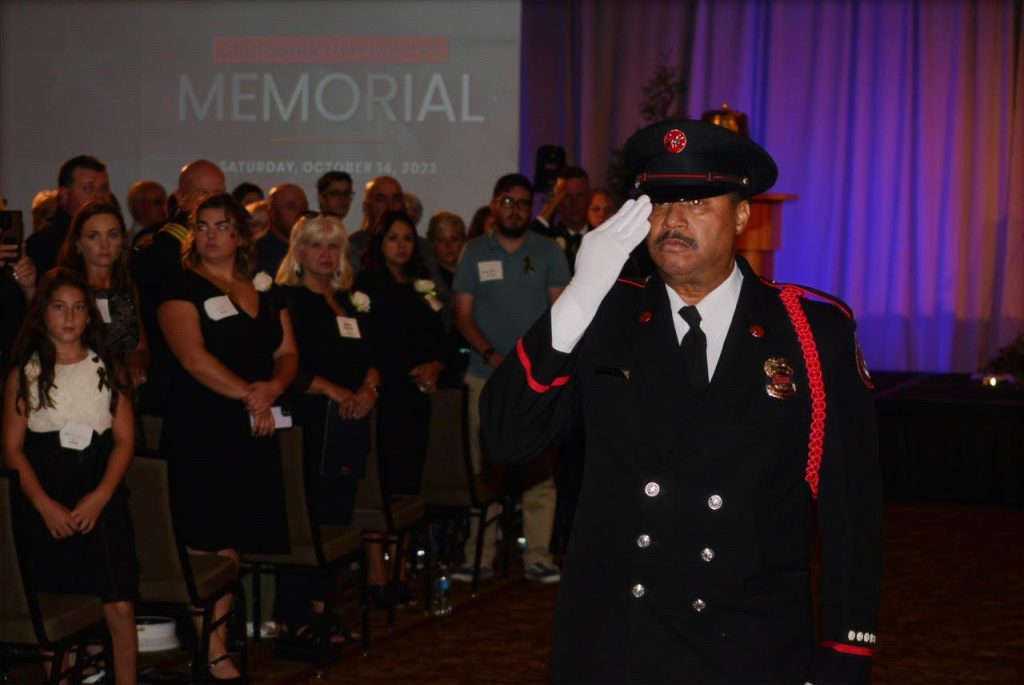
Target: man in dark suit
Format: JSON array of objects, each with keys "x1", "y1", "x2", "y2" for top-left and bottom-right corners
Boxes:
[
  {"x1": 532, "y1": 165, "x2": 591, "y2": 272},
  {"x1": 482, "y1": 120, "x2": 882, "y2": 684},
  {"x1": 25, "y1": 154, "x2": 111, "y2": 274}
]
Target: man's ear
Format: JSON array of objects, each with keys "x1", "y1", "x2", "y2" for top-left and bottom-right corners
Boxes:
[{"x1": 734, "y1": 198, "x2": 751, "y2": 236}]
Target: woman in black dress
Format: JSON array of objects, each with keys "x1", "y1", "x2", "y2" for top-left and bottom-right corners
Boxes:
[
  {"x1": 158, "y1": 193, "x2": 297, "y2": 682},
  {"x1": 56, "y1": 201, "x2": 149, "y2": 387},
  {"x1": 355, "y1": 211, "x2": 445, "y2": 497},
  {"x1": 2, "y1": 268, "x2": 138, "y2": 684},
  {"x1": 273, "y1": 213, "x2": 379, "y2": 644}
]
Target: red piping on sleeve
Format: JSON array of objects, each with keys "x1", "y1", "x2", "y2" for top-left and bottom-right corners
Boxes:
[
  {"x1": 821, "y1": 641, "x2": 874, "y2": 657},
  {"x1": 516, "y1": 339, "x2": 570, "y2": 394}
]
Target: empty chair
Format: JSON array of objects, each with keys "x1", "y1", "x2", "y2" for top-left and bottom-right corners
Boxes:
[
  {"x1": 241, "y1": 426, "x2": 369, "y2": 668},
  {"x1": 125, "y1": 453, "x2": 248, "y2": 683},
  {"x1": 351, "y1": 413, "x2": 429, "y2": 626},
  {"x1": 420, "y1": 385, "x2": 508, "y2": 594}
]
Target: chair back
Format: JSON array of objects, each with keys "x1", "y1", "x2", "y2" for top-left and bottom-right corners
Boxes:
[
  {"x1": 124, "y1": 455, "x2": 191, "y2": 604},
  {"x1": 421, "y1": 386, "x2": 475, "y2": 507},
  {"x1": 0, "y1": 470, "x2": 33, "y2": 628},
  {"x1": 268, "y1": 427, "x2": 318, "y2": 565},
  {"x1": 352, "y1": 412, "x2": 388, "y2": 531},
  {"x1": 139, "y1": 415, "x2": 163, "y2": 453}
]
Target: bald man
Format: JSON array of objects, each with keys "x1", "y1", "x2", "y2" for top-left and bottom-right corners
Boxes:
[
  {"x1": 256, "y1": 183, "x2": 308, "y2": 275},
  {"x1": 133, "y1": 159, "x2": 226, "y2": 416}
]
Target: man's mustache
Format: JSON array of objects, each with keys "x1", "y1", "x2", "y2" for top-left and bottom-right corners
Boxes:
[{"x1": 654, "y1": 231, "x2": 697, "y2": 249}]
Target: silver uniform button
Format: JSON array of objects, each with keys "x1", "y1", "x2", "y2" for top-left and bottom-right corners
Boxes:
[
  {"x1": 644, "y1": 482, "x2": 661, "y2": 497},
  {"x1": 632, "y1": 584, "x2": 646, "y2": 598},
  {"x1": 700, "y1": 547, "x2": 715, "y2": 562},
  {"x1": 692, "y1": 598, "x2": 707, "y2": 612},
  {"x1": 707, "y1": 494, "x2": 723, "y2": 510},
  {"x1": 636, "y1": 534, "x2": 651, "y2": 548}
]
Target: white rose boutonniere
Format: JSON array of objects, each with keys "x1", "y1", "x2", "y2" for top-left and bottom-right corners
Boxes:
[
  {"x1": 350, "y1": 290, "x2": 371, "y2": 313},
  {"x1": 414, "y1": 279, "x2": 444, "y2": 312},
  {"x1": 252, "y1": 271, "x2": 273, "y2": 292}
]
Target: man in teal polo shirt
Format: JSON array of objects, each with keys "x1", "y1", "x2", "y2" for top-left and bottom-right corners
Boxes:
[{"x1": 452, "y1": 173, "x2": 571, "y2": 583}]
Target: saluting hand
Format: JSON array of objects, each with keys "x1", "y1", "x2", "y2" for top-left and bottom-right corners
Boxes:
[
  {"x1": 571, "y1": 195, "x2": 651, "y2": 286},
  {"x1": 550, "y1": 196, "x2": 652, "y2": 352}
]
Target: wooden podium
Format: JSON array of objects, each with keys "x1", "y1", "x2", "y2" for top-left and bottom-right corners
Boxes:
[{"x1": 738, "y1": 193, "x2": 797, "y2": 280}]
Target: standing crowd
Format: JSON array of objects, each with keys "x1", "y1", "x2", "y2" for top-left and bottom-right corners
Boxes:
[{"x1": 0, "y1": 153, "x2": 616, "y2": 683}]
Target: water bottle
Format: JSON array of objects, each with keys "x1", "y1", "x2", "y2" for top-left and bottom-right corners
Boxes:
[{"x1": 433, "y1": 575, "x2": 452, "y2": 616}]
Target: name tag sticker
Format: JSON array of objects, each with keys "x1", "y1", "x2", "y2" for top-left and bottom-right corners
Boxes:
[
  {"x1": 250, "y1": 407, "x2": 293, "y2": 429},
  {"x1": 96, "y1": 298, "x2": 112, "y2": 323},
  {"x1": 59, "y1": 422, "x2": 93, "y2": 450},
  {"x1": 271, "y1": 406, "x2": 293, "y2": 428},
  {"x1": 203, "y1": 295, "x2": 238, "y2": 321},
  {"x1": 337, "y1": 316, "x2": 361, "y2": 339},
  {"x1": 478, "y1": 260, "x2": 504, "y2": 282}
]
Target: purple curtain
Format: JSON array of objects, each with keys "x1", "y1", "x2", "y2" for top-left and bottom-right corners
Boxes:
[{"x1": 522, "y1": 0, "x2": 1024, "y2": 372}]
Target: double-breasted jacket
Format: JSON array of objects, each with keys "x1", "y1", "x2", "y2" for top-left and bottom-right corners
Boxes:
[{"x1": 481, "y1": 257, "x2": 883, "y2": 684}]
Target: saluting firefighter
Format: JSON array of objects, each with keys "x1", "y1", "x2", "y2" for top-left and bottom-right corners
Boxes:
[{"x1": 481, "y1": 120, "x2": 882, "y2": 684}]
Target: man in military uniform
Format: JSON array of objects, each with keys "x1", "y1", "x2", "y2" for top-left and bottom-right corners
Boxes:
[
  {"x1": 481, "y1": 120, "x2": 882, "y2": 684},
  {"x1": 133, "y1": 159, "x2": 225, "y2": 416}
]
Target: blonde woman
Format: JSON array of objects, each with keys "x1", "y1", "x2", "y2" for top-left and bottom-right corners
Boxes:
[{"x1": 273, "y1": 214, "x2": 379, "y2": 645}]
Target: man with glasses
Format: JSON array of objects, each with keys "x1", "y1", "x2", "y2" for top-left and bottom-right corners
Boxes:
[
  {"x1": 316, "y1": 171, "x2": 354, "y2": 220},
  {"x1": 451, "y1": 173, "x2": 570, "y2": 585}
]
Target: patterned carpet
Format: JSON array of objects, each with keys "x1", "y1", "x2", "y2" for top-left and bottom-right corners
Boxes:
[{"x1": 5, "y1": 503, "x2": 1022, "y2": 683}]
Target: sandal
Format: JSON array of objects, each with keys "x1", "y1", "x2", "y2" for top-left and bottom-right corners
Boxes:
[{"x1": 207, "y1": 654, "x2": 246, "y2": 683}]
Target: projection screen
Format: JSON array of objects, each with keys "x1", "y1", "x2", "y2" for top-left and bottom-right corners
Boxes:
[{"x1": 0, "y1": 0, "x2": 521, "y2": 230}]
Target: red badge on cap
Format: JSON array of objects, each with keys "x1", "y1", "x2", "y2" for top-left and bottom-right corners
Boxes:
[{"x1": 663, "y1": 129, "x2": 687, "y2": 154}]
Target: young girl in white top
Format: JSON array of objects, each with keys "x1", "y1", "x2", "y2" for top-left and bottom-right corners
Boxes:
[{"x1": 2, "y1": 268, "x2": 138, "y2": 685}]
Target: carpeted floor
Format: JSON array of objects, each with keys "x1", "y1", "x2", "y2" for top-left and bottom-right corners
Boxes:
[{"x1": 5, "y1": 503, "x2": 1023, "y2": 683}]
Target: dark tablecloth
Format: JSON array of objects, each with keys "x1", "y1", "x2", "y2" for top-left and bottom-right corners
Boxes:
[{"x1": 873, "y1": 372, "x2": 1024, "y2": 506}]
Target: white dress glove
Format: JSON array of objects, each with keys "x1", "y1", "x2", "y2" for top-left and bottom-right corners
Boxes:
[{"x1": 550, "y1": 196, "x2": 652, "y2": 352}]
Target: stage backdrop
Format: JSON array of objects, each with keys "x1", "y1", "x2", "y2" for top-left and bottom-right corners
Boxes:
[
  {"x1": 521, "y1": 0, "x2": 1023, "y2": 373},
  {"x1": 0, "y1": 0, "x2": 520, "y2": 229}
]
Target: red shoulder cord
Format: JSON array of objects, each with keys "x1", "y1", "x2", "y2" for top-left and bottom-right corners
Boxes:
[{"x1": 778, "y1": 286, "x2": 827, "y2": 499}]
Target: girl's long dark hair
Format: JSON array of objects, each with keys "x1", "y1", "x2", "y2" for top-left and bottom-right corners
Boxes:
[
  {"x1": 9, "y1": 268, "x2": 127, "y2": 416},
  {"x1": 361, "y1": 211, "x2": 428, "y2": 283}
]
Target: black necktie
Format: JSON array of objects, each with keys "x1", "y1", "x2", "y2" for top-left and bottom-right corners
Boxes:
[{"x1": 679, "y1": 306, "x2": 709, "y2": 392}]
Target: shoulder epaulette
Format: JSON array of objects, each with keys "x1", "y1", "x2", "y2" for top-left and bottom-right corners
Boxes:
[
  {"x1": 759, "y1": 277, "x2": 852, "y2": 319},
  {"x1": 159, "y1": 222, "x2": 189, "y2": 244}
]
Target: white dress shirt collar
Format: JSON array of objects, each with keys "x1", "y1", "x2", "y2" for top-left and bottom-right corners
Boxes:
[{"x1": 664, "y1": 262, "x2": 744, "y2": 379}]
